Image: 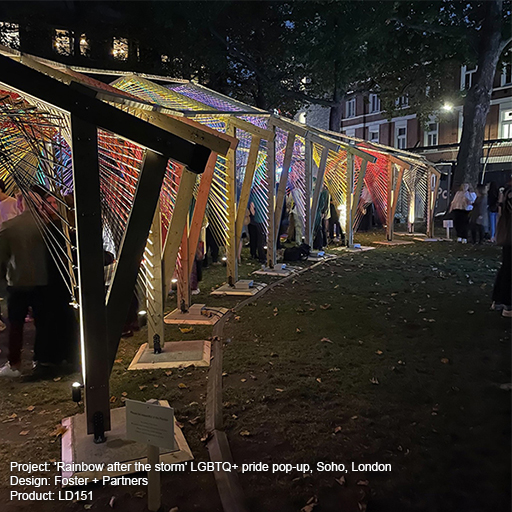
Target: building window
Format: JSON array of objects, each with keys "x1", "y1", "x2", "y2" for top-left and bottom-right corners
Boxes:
[
  {"x1": 424, "y1": 120, "x2": 438, "y2": 146},
  {"x1": 0, "y1": 22, "x2": 20, "y2": 49},
  {"x1": 395, "y1": 123, "x2": 407, "y2": 149},
  {"x1": 369, "y1": 94, "x2": 380, "y2": 113},
  {"x1": 501, "y1": 63, "x2": 512, "y2": 87},
  {"x1": 298, "y1": 111, "x2": 306, "y2": 124},
  {"x1": 54, "y1": 29, "x2": 72, "y2": 56},
  {"x1": 346, "y1": 98, "x2": 356, "y2": 118},
  {"x1": 368, "y1": 126, "x2": 379, "y2": 143},
  {"x1": 500, "y1": 109, "x2": 512, "y2": 139},
  {"x1": 79, "y1": 34, "x2": 90, "y2": 57},
  {"x1": 395, "y1": 95, "x2": 409, "y2": 109},
  {"x1": 461, "y1": 65, "x2": 477, "y2": 90},
  {"x1": 113, "y1": 37, "x2": 129, "y2": 60},
  {"x1": 344, "y1": 128, "x2": 356, "y2": 137},
  {"x1": 458, "y1": 111, "x2": 463, "y2": 142}
]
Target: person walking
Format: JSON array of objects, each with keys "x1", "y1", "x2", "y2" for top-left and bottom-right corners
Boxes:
[
  {"x1": 0, "y1": 190, "x2": 49, "y2": 377},
  {"x1": 491, "y1": 178, "x2": 512, "y2": 317},
  {"x1": 487, "y1": 181, "x2": 499, "y2": 242},
  {"x1": 449, "y1": 183, "x2": 474, "y2": 243},
  {"x1": 469, "y1": 184, "x2": 488, "y2": 244}
]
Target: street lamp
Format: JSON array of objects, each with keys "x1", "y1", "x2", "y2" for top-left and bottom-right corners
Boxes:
[{"x1": 442, "y1": 103, "x2": 453, "y2": 112}]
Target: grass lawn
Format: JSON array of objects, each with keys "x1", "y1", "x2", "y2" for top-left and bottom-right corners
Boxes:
[{"x1": 0, "y1": 231, "x2": 510, "y2": 511}]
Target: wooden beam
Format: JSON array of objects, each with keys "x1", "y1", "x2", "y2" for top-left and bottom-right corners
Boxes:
[
  {"x1": 177, "y1": 221, "x2": 191, "y2": 312},
  {"x1": 71, "y1": 115, "x2": 111, "y2": 435},
  {"x1": 346, "y1": 153, "x2": 355, "y2": 247},
  {"x1": 146, "y1": 203, "x2": 164, "y2": 350},
  {"x1": 309, "y1": 145, "x2": 330, "y2": 233},
  {"x1": 351, "y1": 158, "x2": 368, "y2": 221},
  {"x1": 266, "y1": 125, "x2": 276, "y2": 267},
  {"x1": 106, "y1": 150, "x2": 168, "y2": 370},
  {"x1": 226, "y1": 123, "x2": 238, "y2": 284},
  {"x1": 187, "y1": 153, "x2": 217, "y2": 272},
  {"x1": 304, "y1": 139, "x2": 313, "y2": 246},
  {"x1": 273, "y1": 132, "x2": 296, "y2": 245},
  {"x1": 235, "y1": 136, "x2": 261, "y2": 258},
  {"x1": 427, "y1": 168, "x2": 440, "y2": 238},
  {"x1": 228, "y1": 117, "x2": 273, "y2": 141},
  {"x1": 386, "y1": 162, "x2": 404, "y2": 241},
  {"x1": 162, "y1": 168, "x2": 197, "y2": 295}
]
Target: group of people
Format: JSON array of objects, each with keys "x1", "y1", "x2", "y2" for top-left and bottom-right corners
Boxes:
[
  {"x1": 0, "y1": 182, "x2": 78, "y2": 378},
  {"x1": 449, "y1": 181, "x2": 501, "y2": 244}
]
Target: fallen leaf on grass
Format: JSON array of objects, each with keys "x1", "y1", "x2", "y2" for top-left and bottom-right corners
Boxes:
[
  {"x1": 467, "y1": 310, "x2": 475, "y2": 315},
  {"x1": 301, "y1": 496, "x2": 318, "y2": 512},
  {"x1": 320, "y1": 304, "x2": 331, "y2": 310},
  {"x1": 440, "y1": 358, "x2": 449, "y2": 364},
  {"x1": 121, "y1": 392, "x2": 128, "y2": 397},
  {"x1": 153, "y1": 384, "x2": 159, "y2": 388},
  {"x1": 335, "y1": 475, "x2": 346, "y2": 486},
  {"x1": 178, "y1": 383, "x2": 188, "y2": 389},
  {"x1": 321, "y1": 337, "x2": 333, "y2": 344},
  {"x1": 296, "y1": 328, "x2": 302, "y2": 333},
  {"x1": 358, "y1": 503, "x2": 367, "y2": 512},
  {"x1": 241, "y1": 378, "x2": 247, "y2": 383},
  {"x1": 179, "y1": 327, "x2": 194, "y2": 333},
  {"x1": 114, "y1": 359, "x2": 122, "y2": 364},
  {"x1": 84, "y1": 505, "x2": 92, "y2": 510},
  {"x1": 8, "y1": 413, "x2": 17, "y2": 419},
  {"x1": 188, "y1": 416, "x2": 200, "y2": 425},
  {"x1": 19, "y1": 430, "x2": 29, "y2": 436},
  {"x1": 275, "y1": 388, "x2": 284, "y2": 392},
  {"x1": 235, "y1": 316, "x2": 241, "y2": 321},
  {"x1": 50, "y1": 425, "x2": 68, "y2": 437},
  {"x1": 239, "y1": 430, "x2": 251, "y2": 437},
  {"x1": 165, "y1": 370, "x2": 173, "y2": 376},
  {"x1": 357, "y1": 480, "x2": 369, "y2": 486},
  {"x1": 334, "y1": 426, "x2": 342, "y2": 434},
  {"x1": 109, "y1": 496, "x2": 116, "y2": 508},
  {"x1": 53, "y1": 377, "x2": 61, "y2": 382},
  {"x1": 139, "y1": 385, "x2": 147, "y2": 390},
  {"x1": 169, "y1": 508, "x2": 179, "y2": 512},
  {"x1": 316, "y1": 378, "x2": 322, "y2": 383},
  {"x1": 375, "y1": 350, "x2": 383, "y2": 355},
  {"x1": 134, "y1": 491, "x2": 145, "y2": 498},
  {"x1": 370, "y1": 377, "x2": 379, "y2": 385}
]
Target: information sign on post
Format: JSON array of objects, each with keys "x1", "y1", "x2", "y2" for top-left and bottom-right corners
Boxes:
[
  {"x1": 443, "y1": 219, "x2": 453, "y2": 239},
  {"x1": 126, "y1": 400, "x2": 176, "y2": 511}
]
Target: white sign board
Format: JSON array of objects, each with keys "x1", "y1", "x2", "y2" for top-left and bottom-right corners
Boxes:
[
  {"x1": 443, "y1": 220, "x2": 453, "y2": 228},
  {"x1": 125, "y1": 400, "x2": 176, "y2": 450}
]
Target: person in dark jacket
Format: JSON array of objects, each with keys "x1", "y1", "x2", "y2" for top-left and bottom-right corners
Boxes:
[
  {"x1": 487, "y1": 181, "x2": 499, "y2": 242},
  {"x1": 469, "y1": 184, "x2": 488, "y2": 244}
]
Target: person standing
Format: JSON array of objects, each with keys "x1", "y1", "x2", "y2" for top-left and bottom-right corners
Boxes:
[
  {"x1": 491, "y1": 179, "x2": 512, "y2": 318},
  {"x1": 449, "y1": 183, "x2": 474, "y2": 243},
  {"x1": 469, "y1": 184, "x2": 488, "y2": 244},
  {"x1": 0, "y1": 191, "x2": 49, "y2": 377},
  {"x1": 248, "y1": 191, "x2": 265, "y2": 263},
  {"x1": 487, "y1": 181, "x2": 499, "y2": 242}
]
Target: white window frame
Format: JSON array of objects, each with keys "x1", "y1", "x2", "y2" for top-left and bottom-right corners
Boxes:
[
  {"x1": 395, "y1": 122, "x2": 407, "y2": 149},
  {"x1": 344, "y1": 128, "x2": 356, "y2": 137},
  {"x1": 457, "y1": 110, "x2": 463, "y2": 142},
  {"x1": 424, "y1": 118, "x2": 438, "y2": 147},
  {"x1": 500, "y1": 107, "x2": 512, "y2": 139},
  {"x1": 501, "y1": 63, "x2": 512, "y2": 87},
  {"x1": 461, "y1": 65, "x2": 477, "y2": 90},
  {"x1": 368, "y1": 125, "x2": 379, "y2": 143},
  {"x1": 346, "y1": 98, "x2": 356, "y2": 118},
  {"x1": 395, "y1": 95, "x2": 409, "y2": 109},
  {"x1": 369, "y1": 94, "x2": 380, "y2": 114}
]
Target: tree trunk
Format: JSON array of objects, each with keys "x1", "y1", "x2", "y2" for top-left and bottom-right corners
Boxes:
[
  {"x1": 453, "y1": 0, "x2": 504, "y2": 190},
  {"x1": 329, "y1": 65, "x2": 343, "y2": 132}
]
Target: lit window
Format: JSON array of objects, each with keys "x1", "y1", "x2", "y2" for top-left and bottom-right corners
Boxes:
[
  {"x1": 424, "y1": 120, "x2": 438, "y2": 146},
  {"x1": 461, "y1": 65, "x2": 477, "y2": 90},
  {"x1": 369, "y1": 94, "x2": 380, "y2": 113},
  {"x1": 298, "y1": 112, "x2": 306, "y2": 124},
  {"x1": 368, "y1": 126, "x2": 379, "y2": 142},
  {"x1": 0, "y1": 22, "x2": 20, "y2": 49},
  {"x1": 113, "y1": 37, "x2": 129, "y2": 60},
  {"x1": 395, "y1": 95, "x2": 409, "y2": 109},
  {"x1": 395, "y1": 124, "x2": 407, "y2": 149},
  {"x1": 500, "y1": 109, "x2": 512, "y2": 139},
  {"x1": 346, "y1": 98, "x2": 356, "y2": 118},
  {"x1": 500, "y1": 63, "x2": 512, "y2": 87},
  {"x1": 54, "y1": 29, "x2": 72, "y2": 56},
  {"x1": 79, "y1": 34, "x2": 89, "y2": 57}
]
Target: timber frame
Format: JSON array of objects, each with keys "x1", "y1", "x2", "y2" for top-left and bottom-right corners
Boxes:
[{"x1": 0, "y1": 54, "x2": 216, "y2": 441}]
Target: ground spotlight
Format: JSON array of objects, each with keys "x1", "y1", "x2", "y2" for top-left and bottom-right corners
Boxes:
[{"x1": 71, "y1": 381, "x2": 83, "y2": 403}]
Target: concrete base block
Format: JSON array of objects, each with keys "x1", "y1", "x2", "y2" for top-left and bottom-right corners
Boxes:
[
  {"x1": 374, "y1": 240, "x2": 415, "y2": 246},
  {"x1": 211, "y1": 280, "x2": 267, "y2": 296},
  {"x1": 128, "y1": 340, "x2": 211, "y2": 370},
  {"x1": 164, "y1": 304, "x2": 227, "y2": 325},
  {"x1": 60, "y1": 405, "x2": 193, "y2": 483},
  {"x1": 253, "y1": 265, "x2": 301, "y2": 277}
]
